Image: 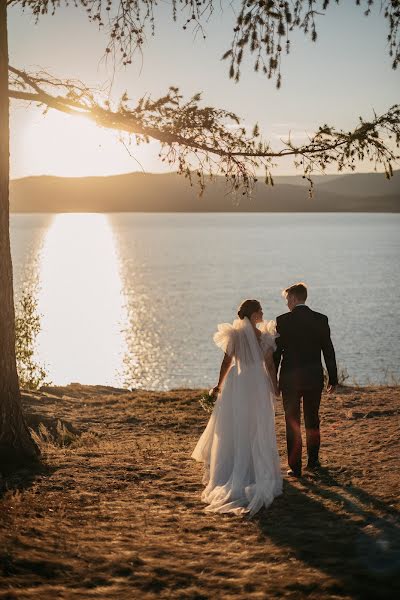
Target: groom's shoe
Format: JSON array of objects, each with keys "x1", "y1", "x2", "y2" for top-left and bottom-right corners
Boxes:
[
  {"x1": 287, "y1": 468, "x2": 302, "y2": 478},
  {"x1": 305, "y1": 460, "x2": 321, "y2": 471}
]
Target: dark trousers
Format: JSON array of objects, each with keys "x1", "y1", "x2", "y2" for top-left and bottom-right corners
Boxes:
[{"x1": 282, "y1": 388, "x2": 322, "y2": 473}]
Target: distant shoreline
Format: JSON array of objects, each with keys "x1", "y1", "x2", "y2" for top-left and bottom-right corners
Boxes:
[{"x1": 10, "y1": 170, "x2": 400, "y2": 213}]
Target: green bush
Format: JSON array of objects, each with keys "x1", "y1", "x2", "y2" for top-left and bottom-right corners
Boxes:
[{"x1": 15, "y1": 292, "x2": 49, "y2": 390}]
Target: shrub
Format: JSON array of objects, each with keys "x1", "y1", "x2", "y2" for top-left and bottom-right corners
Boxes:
[{"x1": 15, "y1": 292, "x2": 49, "y2": 390}]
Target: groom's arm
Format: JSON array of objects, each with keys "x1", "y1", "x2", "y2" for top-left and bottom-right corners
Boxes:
[
  {"x1": 273, "y1": 317, "x2": 283, "y2": 374},
  {"x1": 321, "y1": 317, "x2": 338, "y2": 386}
]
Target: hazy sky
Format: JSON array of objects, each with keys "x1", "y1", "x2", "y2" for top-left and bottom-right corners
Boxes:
[{"x1": 8, "y1": 1, "x2": 399, "y2": 178}]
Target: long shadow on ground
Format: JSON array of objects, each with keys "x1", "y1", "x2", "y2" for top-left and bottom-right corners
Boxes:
[{"x1": 254, "y1": 470, "x2": 400, "y2": 599}]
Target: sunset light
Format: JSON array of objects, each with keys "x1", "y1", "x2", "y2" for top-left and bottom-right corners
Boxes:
[
  {"x1": 14, "y1": 109, "x2": 163, "y2": 178},
  {"x1": 35, "y1": 213, "x2": 129, "y2": 385}
]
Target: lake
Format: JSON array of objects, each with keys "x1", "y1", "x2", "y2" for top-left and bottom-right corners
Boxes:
[{"x1": 10, "y1": 213, "x2": 400, "y2": 389}]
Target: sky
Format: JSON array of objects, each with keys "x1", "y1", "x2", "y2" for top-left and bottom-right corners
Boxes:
[{"x1": 8, "y1": 1, "x2": 400, "y2": 179}]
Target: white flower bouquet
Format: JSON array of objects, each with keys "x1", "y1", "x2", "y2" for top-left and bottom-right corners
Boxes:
[{"x1": 199, "y1": 389, "x2": 218, "y2": 413}]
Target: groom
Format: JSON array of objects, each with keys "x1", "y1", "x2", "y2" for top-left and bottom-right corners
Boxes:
[{"x1": 273, "y1": 283, "x2": 338, "y2": 477}]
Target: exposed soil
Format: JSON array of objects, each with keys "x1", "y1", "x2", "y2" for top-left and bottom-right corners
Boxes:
[{"x1": 0, "y1": 384, "x2": 399, "y2": 599}]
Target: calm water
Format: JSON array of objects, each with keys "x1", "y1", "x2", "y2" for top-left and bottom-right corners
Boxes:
[{"x1": 10, "y1": 213, "x2": 400, "y2": 389}]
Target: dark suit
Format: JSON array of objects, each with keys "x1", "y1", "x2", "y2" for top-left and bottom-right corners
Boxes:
[{"x1": 273, "y1": 305, "x2": 338, "y2": 473}]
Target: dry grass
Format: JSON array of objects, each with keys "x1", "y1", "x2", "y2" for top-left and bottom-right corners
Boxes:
[{"x1": 0, "y1": 383, "x2": 399, "y2": 599}]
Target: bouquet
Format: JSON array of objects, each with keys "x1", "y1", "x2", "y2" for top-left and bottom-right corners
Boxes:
[{"x1": 199, "y1": 389, "x2": 219, "y2": 413}]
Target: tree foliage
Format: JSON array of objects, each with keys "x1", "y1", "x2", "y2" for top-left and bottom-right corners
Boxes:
[
  {"x1": 8, "y1": 66, "x2": 400, "y2": 194},
  {"x1": 225, "y1": 0, "x2": 400, "y2": 87},
  {"x1": 13, "y1": 1, "x2": 400, "y2": 83}
]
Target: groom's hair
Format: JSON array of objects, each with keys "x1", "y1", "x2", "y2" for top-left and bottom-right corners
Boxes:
[{"x1": 283, "y1": 282, "x2": 308, "y2": 302}]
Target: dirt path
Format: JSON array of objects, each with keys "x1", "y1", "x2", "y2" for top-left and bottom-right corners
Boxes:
[{"x1": 0, "y1": 385, "x2": 399, "y2": 599}]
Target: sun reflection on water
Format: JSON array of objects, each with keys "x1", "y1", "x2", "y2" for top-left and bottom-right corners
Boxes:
[{"x1": 36, "y1": 213, "x2": 129, "y2": 386}]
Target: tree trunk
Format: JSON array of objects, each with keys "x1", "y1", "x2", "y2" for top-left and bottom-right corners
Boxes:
[{"x1": 0, "y1": 0, "x2": 40, "y2": 468}]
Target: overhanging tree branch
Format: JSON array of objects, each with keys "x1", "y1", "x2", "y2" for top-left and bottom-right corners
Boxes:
[{"x1": 8, "y1": 66, "x2": 400, "y2": 194}]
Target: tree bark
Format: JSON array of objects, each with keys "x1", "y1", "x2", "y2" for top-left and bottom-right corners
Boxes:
[{"x1": 0, "y1": 0, "x2": 39, "y2": 468}]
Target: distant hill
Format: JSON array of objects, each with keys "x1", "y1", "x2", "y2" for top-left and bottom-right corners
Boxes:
[{"x1": 9, "y1": 170, "x2": 400, "y2": 212}]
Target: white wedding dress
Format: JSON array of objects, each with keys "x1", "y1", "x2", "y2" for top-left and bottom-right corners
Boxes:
[{"x1": 192, "y1": 317, "x2": 283, "y2": 516}]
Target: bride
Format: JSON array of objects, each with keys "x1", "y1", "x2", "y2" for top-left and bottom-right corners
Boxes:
[{"x1": 192, "y1": 299, "x2": 283, "y2": 516}]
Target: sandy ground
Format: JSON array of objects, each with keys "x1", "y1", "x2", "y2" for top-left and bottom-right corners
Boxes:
[{"x1": 0, "y1": 384, "x2": 399, "y2": 599}]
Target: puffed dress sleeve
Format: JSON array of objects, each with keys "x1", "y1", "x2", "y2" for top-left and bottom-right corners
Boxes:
[
  {"x1": 213, "y1": 323, "x2": 235, "y2": 356},
  {"x1": 259, "y1": 320, "x2": 279, "y2": 354}
]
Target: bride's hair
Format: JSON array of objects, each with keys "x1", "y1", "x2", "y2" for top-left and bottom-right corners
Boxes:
[{"x1": 238, "y1": 299, "x2": 261, "y2": 320}]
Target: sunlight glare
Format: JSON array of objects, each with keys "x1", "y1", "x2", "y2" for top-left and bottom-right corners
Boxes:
[
  {"x1": 36, "y1": 213, "x2": 129, "y2": 386},
  {"x1": 16, "y1": 109, "x2": 164, "y2": 178}
]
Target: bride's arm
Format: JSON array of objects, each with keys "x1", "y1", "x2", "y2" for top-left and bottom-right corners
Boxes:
[
  {"x1": 265, "y1": 350, "x2": 280, "y2": 397},
  {"x1": 212, "y1": 353, "x2": 233, "y2": 395}
]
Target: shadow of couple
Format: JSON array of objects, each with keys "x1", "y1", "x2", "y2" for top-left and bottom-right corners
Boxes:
[{"x1": 254, "y1": 467, "x2": 400, "y2": 598}]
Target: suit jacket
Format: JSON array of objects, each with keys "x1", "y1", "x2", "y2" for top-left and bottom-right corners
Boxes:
[{"x1": 273, "y1": 305, "x2": 338, "y2": 392}]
